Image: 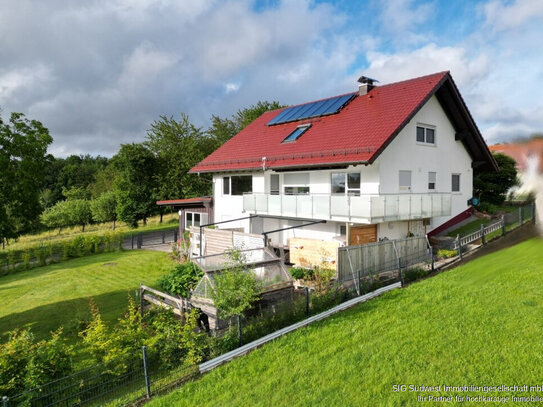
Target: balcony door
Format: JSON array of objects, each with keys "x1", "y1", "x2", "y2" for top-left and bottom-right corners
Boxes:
[{"x1": 349, "y1": 225, "x2": 377, "y2": 246}]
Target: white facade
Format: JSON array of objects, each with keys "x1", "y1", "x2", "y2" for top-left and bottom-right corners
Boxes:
[{"x1": 212, "y1": 95, "x2": 473, "y2": 246}]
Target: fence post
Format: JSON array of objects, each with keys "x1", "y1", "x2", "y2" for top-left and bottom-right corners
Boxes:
[
  {"x1": 237, "y1": 315, "x2": 242, "y2": 347},
  {"x1": 131, "y1": 234, "x2": 134, "y2": 249},
  {"x1": 174, "y1": 229, "x2": 178, "y2": 242},
  {"x1": 481, "y1": 224, "x2": 486, "y2": 245},
  {"x1": 501, "y1": 215, "x2": 506, "y2": 236},
  {"x1": 161, "y1": 231, "x2": 165, "y2": 244},
  {"x1": 398, "y1": 257, "x2": 404, "y2": 287},
  {"x1": 430, "y1": 246, "x2": 434, "y2": 273},
  {"x1": 2, "y1": 396, "x2": 8, "y2": 407},
  {"x1": 457, "y1": 234, "x2": 462, "y2": 260},
  {"x1": 357, "y1": 269, "x2": 361, "y2": 296},
  {"x1": 142, "y1": 346, "x2": 151, "y2": 399},
  {"x1": 140, "y1": 285, "x2": 144, "y2": 317},
  {"x1": 305, "y1": 286, "x2": 310, "y2": 316},
  {"x1": 532, "y1": 202, "x2": 536, "y2": 223},
  {"x1": 519, "y1": 206, "x2": 523, "y2": 227},
  {"x1": 137, "y1": 233, "x2": 142, "y2": 249}
]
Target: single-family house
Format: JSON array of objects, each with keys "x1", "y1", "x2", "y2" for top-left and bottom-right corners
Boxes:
[{"x1": 190, "y1": 71, "x2": 497, "y2": 258}]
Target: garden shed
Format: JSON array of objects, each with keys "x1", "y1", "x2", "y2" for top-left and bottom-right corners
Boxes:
[{"x1": 190, "y1": 247, "x2": 293, "y2": 330}]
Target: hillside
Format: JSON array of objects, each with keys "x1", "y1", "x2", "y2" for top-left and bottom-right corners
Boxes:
[{"x1": 149, "y1": 238, "x2": 543, "y2": 406}]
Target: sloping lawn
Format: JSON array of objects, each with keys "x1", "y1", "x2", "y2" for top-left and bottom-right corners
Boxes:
[
  {"x1": 0, "y1": 250, "x2": 174, "y2": 342},
  {"x1": 149, "y1": 238, "x2": 543, "y2": 406}
]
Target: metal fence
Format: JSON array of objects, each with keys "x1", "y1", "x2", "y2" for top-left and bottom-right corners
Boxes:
[
  {"x1": 122, "y1": 228, "x2": 178, "y2": 250},
  {"x1": 449, "y1": 203, "x2": 535, "y2": 256},
  {"x1": 337, "y1": 235, "x2": 431, "y2": 294},
  {"x1": 4, "y1": 346, "x2": 198, "y2": 407}
]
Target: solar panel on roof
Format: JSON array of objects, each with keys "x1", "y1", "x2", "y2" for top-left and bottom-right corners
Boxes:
[{"x1": 267, "y1": 93, "x2": 356, "y2": 125}]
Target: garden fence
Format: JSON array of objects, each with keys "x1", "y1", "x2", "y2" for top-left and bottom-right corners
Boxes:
[
  {"x1": 337, "y1": 235, "x2": 430, "y2": 293},
  {"x1": 122, "y1": 228, "x2": 178, "y2": 250}
]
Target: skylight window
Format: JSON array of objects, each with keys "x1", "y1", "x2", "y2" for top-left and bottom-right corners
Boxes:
[{"x1": 282, "y1": 124, "x2": 311, "y2": 143}]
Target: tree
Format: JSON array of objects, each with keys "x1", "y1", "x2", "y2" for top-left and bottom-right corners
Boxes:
[
  {"x1": 208, "y1": 100, "x2": 283, "y2": 146},
  {"x1": 474, "y1": 153, "x2": 519, "y2": 205},
  {"x1": 146, "y1": 114, "x2": 214, "y2": 201},
  {"x1": 65, "y1": 199, "x2": 92, "y2": 232},
  {"x1": 88, "y1": 166, "x2": 119, "y2": 198},
  {"x1": 41, "y1": 201, "x2": 70, "y2": 233},
  {"x1": 91, "y1": 191, "x2": 118, "y2": 229},
  {"x1": 112, "y1": 143, "x2": 157, "y2": 227},
  {"x1": 0, "y1": 112, "x2": 53, "y2": 247}
]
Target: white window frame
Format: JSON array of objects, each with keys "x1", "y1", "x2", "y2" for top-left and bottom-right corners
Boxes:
[
  {"x1": 399, "y1": 170, "x2": 412, "y2": 192},
  {"x1": 222, "y1": 175, "x2": 252, "y2": 196},
  {"x1": 451, "y1": 173, "x2": 461, "y2": 193},
  {"x1": 283, "y1": 173, "x2": 310, "y2": 195},
  {"x1": 428, "y1": 172, "x2": 436, "y2": 191},
  {"x1": 270, "y1": 174, "x2": 280, "y2": 195},
  {"x1": 185, "y1": 212, "x2": 209, "y2": 230},
  {"x1": 331, "y1": 172, "x2": 361, "y2": 196},
  {"x1": 416, "y1": 124, "x2": 436, "y2": 145}
]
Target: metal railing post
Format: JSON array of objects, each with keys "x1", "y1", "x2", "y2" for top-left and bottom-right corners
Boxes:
[
  {"x1": 502, "y1": 215, "x2": 506, "y2": 236},
  {"x1": 142, "y1": 346, "x2": 151, "y2": 399},
  {"x1": 131, "y1": 234, "x2": 134, "y2": 249},
  {"x1": 430, "y1": 246, "x2": 434, "y2": 272},
  {"x1": 2, "y1": 396, "x2": 8, "y2": 407},
  {"x1": 357, "y1": 269, "x2": 361, "y2": 295},
  {"x1": 161, "y1": 231, "x2": 165, "y2": 244},
  {"x1": 481, "y1": 224, "x2": 486, "y2": 245},
  {"x1": 532, "y1": 202, "x2": 536, "y2": 223},
  {"x1": 140, "y1": 285, "x2": 145, "y2": 317},
  {"x1": 457, "y1": 234, "x2": 462, "y2": 260},
  {"x1": 237, "y1": 315, "x2": 242, "y2": 347},
  {"x1": 199, "y1": 226, "x2": 203, "y2": 257},
  {"x1": 137, "y1": 233, "x2": 142, "y2": 249},
  {"x1": 398, "y1": 257, "x2": 404, "y2": 287},
  {"x1": 519, "y1": 206, "x2": 523, "y2": 226},
  {"x1": 305, "y1": 286, "x2": 310, "y2": 316}
]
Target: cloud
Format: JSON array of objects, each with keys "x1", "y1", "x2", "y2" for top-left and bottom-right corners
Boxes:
[
  {"x1": 377, "y1": 0, "x2": 434, "y2": 46},
  {"x1": 483, "y1": 0, "x2": 543, "y2": 31}
]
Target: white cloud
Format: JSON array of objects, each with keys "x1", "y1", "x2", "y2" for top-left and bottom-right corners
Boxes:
[
  {"x1": 377, "y1": 0, "x2": 434, "y2": 46},
  {"x1": 0, "y1": 65, "x2": 53, "y2": 103},
  {"x1": 484, "y1": 0, "x2": 543, "y2": 31}
]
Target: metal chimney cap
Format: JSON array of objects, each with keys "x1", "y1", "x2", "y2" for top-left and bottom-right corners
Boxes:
[{"x1": 357, "y1": 75, "x2": 379, "y2": 85}]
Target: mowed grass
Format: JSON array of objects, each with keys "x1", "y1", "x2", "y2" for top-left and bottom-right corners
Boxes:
[
  {"x1": 0, "y1": 250, "x2": 174, "y2": 343},
  {"x1": 149, "y1": 238, "x2": 543, "y2": 407}
]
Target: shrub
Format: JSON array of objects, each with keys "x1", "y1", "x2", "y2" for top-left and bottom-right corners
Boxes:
[
  {"x1": 478, "y1": 202, "x2": 499, "y2": 214},
  {"x1": 311, "y1": 284, "x2": 349, "y2": 314},
  {"x1": 437, "y1": 249, "x2": 458, "y2": 259},
  {"x1": 158, "y1": 262, "x2": 203, "y2": 298},
  {"x1": 289, "y1": 266, "x2": 307, "y2": 280},
  {"x1": 403, "y1": 267, "x2": 429, "y2": 284}
]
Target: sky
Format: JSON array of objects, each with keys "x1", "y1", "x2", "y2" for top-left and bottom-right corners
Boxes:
[{"x1": 1, "y1": 0, "x2": 542, "y2": 157}]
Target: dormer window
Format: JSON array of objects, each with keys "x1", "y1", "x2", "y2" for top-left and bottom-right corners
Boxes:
[
  {"x1": 282, "y1": 124, "x2": 311, "y2": 143},
  {"x1": 416, "y1": 125, "x2": 435, "y2": 145}
]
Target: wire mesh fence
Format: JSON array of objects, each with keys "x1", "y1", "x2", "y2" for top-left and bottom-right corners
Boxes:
[
  {"x1": 4, "y1": 346, "x2": 198, "y2": 407},
  {"x1": 122, "y1": 228, "x2": 178, "y2": 250}
]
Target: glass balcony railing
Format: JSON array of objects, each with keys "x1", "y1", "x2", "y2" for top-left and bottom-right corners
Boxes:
[{"x1": 243, "y1": 192, "x2": 452, "y2": 223}]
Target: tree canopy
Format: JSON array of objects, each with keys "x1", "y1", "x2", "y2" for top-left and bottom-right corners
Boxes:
[
  {"x1": 474, "y1": 153, "x2": 519, "y2": 205},
  {"x1": 0, "y1": 112, "x2": 53, "y2": 245}
]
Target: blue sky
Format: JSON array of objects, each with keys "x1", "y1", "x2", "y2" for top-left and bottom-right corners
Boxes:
[{"x1": 0, "y1": 0, "x2": 542, "y2": 156}]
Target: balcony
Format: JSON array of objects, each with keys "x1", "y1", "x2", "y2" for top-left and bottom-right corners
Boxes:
[{"x1": 243, "y1": 193, "x2": 452, "y2": 223}]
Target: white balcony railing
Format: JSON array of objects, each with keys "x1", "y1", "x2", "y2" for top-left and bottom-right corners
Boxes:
[{"x1": 243, "y1": 193, "x2": 452, "y2": 223}]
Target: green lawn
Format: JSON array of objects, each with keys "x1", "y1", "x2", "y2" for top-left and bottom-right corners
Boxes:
[
  {"x1": 0, "y1": 250, "x2": 174, "y2": 344},
  {"x1": 149, "y1": 238, "x2": 543, "y2": 406}
]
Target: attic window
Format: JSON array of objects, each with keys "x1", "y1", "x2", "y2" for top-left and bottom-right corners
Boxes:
[{"x1": 282, "y1": 124, "x2": 311, "y2": 143}]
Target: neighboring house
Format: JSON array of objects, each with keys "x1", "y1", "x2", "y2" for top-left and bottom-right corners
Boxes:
[
  {"x1": 190, "y1": 71, "x2": 497, "y2": 253},
  {"x1": 489, "y1": 138, "x2": 543, "y2": 174},
  {"x1": 156, "y1": 196, "x2": 213, "y2": 238}
]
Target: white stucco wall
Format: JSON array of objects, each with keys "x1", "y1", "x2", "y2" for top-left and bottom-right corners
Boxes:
[{"x1": 376, "y1": 95, "x2": 473, "y2": 232}]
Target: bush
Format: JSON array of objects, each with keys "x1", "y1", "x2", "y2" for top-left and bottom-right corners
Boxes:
[
  {"x1": 158, "y1": 262, "x2": 203, "y2": 298},
  {"x1": 478, "y1": 202, "x2": 499, "y2": 214},
  {"x1": 437, "y1": 249, "x2": 458, "y2": 259},
  {"x1": 289, "y1": 266, "x2": 307, "y2": 280},
  {"x1": 403, "y1": 267, "x2": 429, "y2": 284}
]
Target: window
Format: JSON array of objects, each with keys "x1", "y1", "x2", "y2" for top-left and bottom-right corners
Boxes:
[
  {"x1": 331, "y1": 172, "x2": 361, "y2": 196},
  {"x1": 270, "y1": 174, "x2": 280, "y2": 195},
  {"x1": 416, "y1": 125, "x2": 435, "y2": 145},
  {"x1": 223, "y1": 175, "x2": 252, "y2": 196},
  {"x1": 282, "y1": 124, "x2": 311, "y2": 143},
  {"x1": 283, "y1": 173, "x2": 310, "y2": 195},
  {"x1": 339, "y1": 225, "x2": 347, "y2": 236},
  {"x1": 452, "y1": 174, "x2": 460, "y2": 192},
  {"x1": 428, "y1": 172, "x2": 436, "y2": 190},
  {"x1": 223, "y1": 177, "x2": 230, "y2": 195},
  {"x1": 399, "y1": 170, "x2": 412, "y2": 191},
  {"x1": 185, "y1": 212, "x2": 208, "y2": 230}
]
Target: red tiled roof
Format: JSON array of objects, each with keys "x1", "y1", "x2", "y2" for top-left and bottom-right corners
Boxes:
[
  {"x1": 191, "y1": 72, "x2": 451, "y2": 173},
  {"x1": 489, "y1": 139, "x2": 543, "y2": 172},
  {"x1": 156, "y1": 197, "x2": 212, "y2": 206}
]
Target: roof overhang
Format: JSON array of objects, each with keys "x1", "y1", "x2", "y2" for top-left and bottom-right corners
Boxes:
[{"x1": 156, "y1": 197, "x2": 212, "y2": 208}]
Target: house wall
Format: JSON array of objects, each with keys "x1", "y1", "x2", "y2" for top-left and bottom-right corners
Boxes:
[{"x1": 376, "y1": 95, "x2": 473, "y2": 232}]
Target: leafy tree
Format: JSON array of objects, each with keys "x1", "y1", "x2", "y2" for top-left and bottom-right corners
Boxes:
[
  {"x1": 112, "y1": 143, "x2": 157, "y2": 227},
  {"x1": 0, "y1": 112, "x2": 53, "y2": 247},
  {"x1": 91, "y1": 190, "x2": 118, "y2": 229},
  {"x1": 41, "y1": 201, "x2": 70, "y2": 233},
  {"x1": 88, "y1": 166, "x2": 119, "y2": 198},
  {"x1": 474, "y1": 153, "x2": 519, "y2": 205},
  {"x1": 65, "y1": 199, "x2": 92, "y2": 231},
  {"x1": 208, "y1": 100, "x2": 283, "y2": 146},
  {"x1": 211, "y1": 255, "x2": 261, "y2": 321},
  {"x1": 146, "y1": 114, "x2": 214, "y2": 201}
]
